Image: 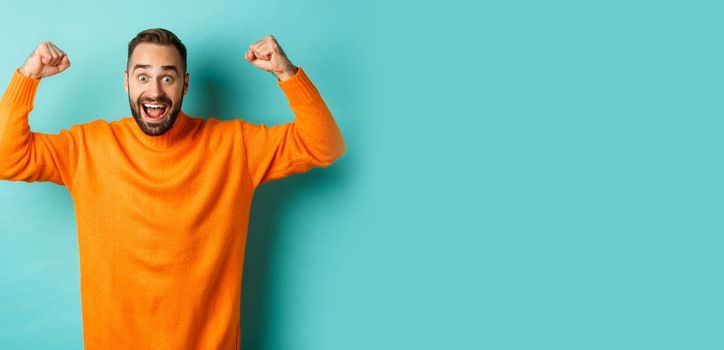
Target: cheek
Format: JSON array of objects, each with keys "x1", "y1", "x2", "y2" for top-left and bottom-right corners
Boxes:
[
  {"x1": 127, "y1": 84, "x2": 138, "y2": 97},
  {"x1": 169, "y1": 86, "x2": 185, "y2": 101},
  {"x1": 129, "y1": 91, "x2": 145, "y2": 105}
]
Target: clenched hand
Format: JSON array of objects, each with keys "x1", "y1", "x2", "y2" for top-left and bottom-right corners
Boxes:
[
  {"x1": 244, "y1": 35, "x2": 298, "y2": 81},
  {"x1": 18, "y1": 41, "x2": 70, "y2": 80}
]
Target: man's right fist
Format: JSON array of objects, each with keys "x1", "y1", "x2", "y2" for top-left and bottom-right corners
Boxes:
[{"x1": 18, "y1": 41, "x2": 70, "y2": 80}]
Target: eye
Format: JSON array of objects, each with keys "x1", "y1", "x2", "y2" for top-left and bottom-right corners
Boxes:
[
  {"x1": 137, "y1": 75, "x2": 147, "y2": 82},
  {"x1": 162, "y1": 76, "x2": 174, "y2": 83}
]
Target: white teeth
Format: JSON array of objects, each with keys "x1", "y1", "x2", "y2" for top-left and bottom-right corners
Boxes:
[{"x1": 144, "y1": 104, "x2": 165, "y2": 108}]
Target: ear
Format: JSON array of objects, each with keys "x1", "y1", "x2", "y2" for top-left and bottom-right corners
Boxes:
[
  {"x1": 183, "y1": 72, "x2": 190, "y2": 96},
  {"x1": 123, "y1": 70, "x2": 129, "y2": 94}
]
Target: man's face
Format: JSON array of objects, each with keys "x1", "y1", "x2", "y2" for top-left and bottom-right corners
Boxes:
[{"x1": 124, "y1": 43, "x2": 189, "y2": 136}]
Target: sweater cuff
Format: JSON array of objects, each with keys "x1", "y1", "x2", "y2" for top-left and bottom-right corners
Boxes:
[
  {"x1": 277, "y1": 67, "x2": 321, "y2": 105},
  {"x1": 1, "y1": 69, "x2": 40, "y2": 110}
]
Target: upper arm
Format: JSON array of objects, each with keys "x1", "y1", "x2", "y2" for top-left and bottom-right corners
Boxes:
[
  {"x1": 241, "y1": 120, "x2": 337, "y2": 188},
  {"x1": 0, "y1": 124, "x2": 81, "y2": 188}
]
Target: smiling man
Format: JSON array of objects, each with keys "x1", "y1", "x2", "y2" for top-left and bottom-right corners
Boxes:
[
  {"x1": 125, "y1": 36, "x2": 189, "y2": 136},
  {"x1": 0, "y1": 28, "x2": 346, "y2": 349}
]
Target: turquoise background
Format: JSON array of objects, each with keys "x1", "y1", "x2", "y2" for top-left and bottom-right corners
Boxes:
[{"x1": 0, "y1": 0, "x2": 722, "y2": 349}]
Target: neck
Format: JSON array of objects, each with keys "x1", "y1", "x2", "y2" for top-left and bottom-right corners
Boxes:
[{"x1": 129, "y1": 110, "x2": 194, "y2": 149}]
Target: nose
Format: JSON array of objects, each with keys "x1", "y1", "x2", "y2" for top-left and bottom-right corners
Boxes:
[{"x1": 146, "y1": 79, "x2": 164, "y2": 99}]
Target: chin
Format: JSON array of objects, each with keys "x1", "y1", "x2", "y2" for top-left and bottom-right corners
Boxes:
[{"x1": 129, "y1": 96, "x2": 184, "y2": 136}]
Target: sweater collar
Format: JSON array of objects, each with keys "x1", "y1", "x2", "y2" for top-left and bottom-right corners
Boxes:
[{"x1": 128, "y1": 110, "x2": 195, "y2": 149}]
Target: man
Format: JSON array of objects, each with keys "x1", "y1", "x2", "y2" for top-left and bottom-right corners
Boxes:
[{"x1": 0, "y1": 28, "x2": 345, "y2": 349}]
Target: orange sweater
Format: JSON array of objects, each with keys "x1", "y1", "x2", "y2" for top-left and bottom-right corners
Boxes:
[{"x1": 0, "y1": 67, "x2": 345, "y2": 349}]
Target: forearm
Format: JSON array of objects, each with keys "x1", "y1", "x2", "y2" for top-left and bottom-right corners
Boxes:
[
  {"x1": 0, "y1": 69, "x2": 40, "y2": 180},
  {"x1": 278, "y1": 67, "x2": 346, "y2": 163}
]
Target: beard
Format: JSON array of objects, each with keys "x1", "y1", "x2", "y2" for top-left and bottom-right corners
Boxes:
[{"x1": 128, "y1": 94, "x2": 184, "y2": 136}]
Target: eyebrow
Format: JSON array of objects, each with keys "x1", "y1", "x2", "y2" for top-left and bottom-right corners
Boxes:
[{"x1": 132, "y1": 64, "x2": 180, "y2": 74}]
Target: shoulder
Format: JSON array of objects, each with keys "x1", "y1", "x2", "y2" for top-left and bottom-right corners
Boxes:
[
  {"x1": 59, "y1": 117, "x2": 114, "y2": 137},
  {"x1": 65, "y1": 117, "x2": 115, "y2": 130},
  {"x1": 199, "y1": 115, "x2": 245, "y2": 133},
  {"x1": 199, "y1": 116, "x2": 245, "y2": 145}
]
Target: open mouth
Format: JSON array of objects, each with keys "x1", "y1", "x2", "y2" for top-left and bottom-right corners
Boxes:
[{"x1": 141, "y1": 103, "x2": 169, "y2": 123}]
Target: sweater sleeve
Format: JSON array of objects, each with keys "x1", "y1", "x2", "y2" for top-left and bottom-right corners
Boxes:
[
  {"x1": 241, "y1": 67, "x2": 346, "y2": 188},
  {"x1": 0, "y1": 69, "x2": 79, "y2": 188}
]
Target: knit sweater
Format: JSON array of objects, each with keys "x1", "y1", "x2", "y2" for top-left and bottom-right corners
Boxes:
[{"x1": 0, "y1": 67, "x2": 346, "y2": 349}]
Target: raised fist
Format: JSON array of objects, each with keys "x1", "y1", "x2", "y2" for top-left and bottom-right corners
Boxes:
[
  {"x1": 18, "y1": 41, "x2": 71, "y2": 80},
  {"x1": 244, "y1": 35, "x2": 298, "y2": 81}
]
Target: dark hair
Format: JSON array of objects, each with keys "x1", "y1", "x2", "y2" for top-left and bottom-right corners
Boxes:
[{"x1": 127, "y1": 28, "x2": 187, "y2": 72}]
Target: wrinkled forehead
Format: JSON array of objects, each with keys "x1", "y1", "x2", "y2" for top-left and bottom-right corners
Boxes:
[{"x1": 127, "y1": 43, "x2": 185, "y2": 72}]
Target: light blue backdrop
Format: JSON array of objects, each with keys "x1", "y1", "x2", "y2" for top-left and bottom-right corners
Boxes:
[{"x1": 0, "y1": 0, "x2": 722, "y2": 349}]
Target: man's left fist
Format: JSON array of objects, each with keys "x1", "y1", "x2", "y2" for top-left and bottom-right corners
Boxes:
[{"x1": 244, "y1": 35, "x2": 298, "y2": 81}]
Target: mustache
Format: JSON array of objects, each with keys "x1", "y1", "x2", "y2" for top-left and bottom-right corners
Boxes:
[{"x1": 137, "y1": 96, "x2": 172, "y2": 105}]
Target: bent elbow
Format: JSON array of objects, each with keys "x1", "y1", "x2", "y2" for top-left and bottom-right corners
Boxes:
[{"x1": 319, "y1": 131, "x2": 347, "y2": 164}]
